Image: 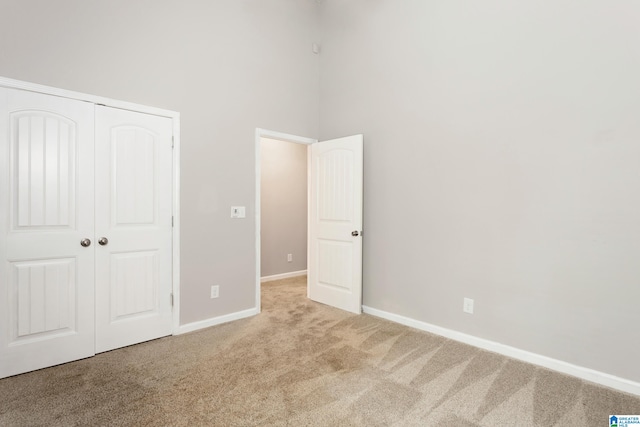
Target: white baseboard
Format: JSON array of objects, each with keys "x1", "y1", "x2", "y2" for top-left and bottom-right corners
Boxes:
[
  {"x1": 175, "y1": 307, "x2": 259, "y2": 335},
  {"x1": 362, "y1": 305, "x2": 640, "y2": 397},
  {"x1": 260, "y1": 270, "x2": 307, "y2": 283}
]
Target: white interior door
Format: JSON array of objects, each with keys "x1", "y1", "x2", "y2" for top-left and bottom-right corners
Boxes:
[
  {"x1": 308, "y1": 134, "x2": 363, "y2": 314},
  {"x1": 94, "y1": 106, "x2": 173, "y2": 353},
  {"x1": 0, "y1": 88, "x2": 95, "y2": 378}
]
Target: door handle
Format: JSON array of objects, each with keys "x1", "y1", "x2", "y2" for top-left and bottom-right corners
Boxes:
[
  {"x1": 98, "y1": 237, "x2": 109, "y2": 246},
  {"x1": 80, "y1": 238, "x2": 92, "y2": 247},
  {"x1": 351, "y1": 230, "x2": 360, "y2": 237}
]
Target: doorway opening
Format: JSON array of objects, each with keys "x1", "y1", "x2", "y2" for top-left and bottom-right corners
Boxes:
[{"x1": 255, "y1": 129, "x2": 316, "y2": 312}]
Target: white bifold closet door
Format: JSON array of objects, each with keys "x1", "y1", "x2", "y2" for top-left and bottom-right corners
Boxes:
[{"x1": 0, "y1": 88, "x2": 173, "y2": 378}]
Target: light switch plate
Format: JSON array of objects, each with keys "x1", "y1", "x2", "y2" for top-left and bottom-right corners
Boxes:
[{"x1": 231, "y1": 206, "x2": 246, "y2": 218}]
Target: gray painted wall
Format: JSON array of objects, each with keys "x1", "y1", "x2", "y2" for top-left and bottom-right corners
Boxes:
[
  {"x1": 319, "y1": 0, "x2": 640, "y2": 382},
  {"x1": 0, "y1": 0, "x2": 320, "y2": 325},
  {"x1": 260, "y1": 138, "x2": 307, "y2": 277}
]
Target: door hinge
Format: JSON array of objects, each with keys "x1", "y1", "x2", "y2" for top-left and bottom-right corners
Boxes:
[
  {"x1": 172, "y1": 216, "x2": 174, "y2": 227},
  {"x1": 170, "y1": 293, "x2": 174, "y2": 307},
  {"x1": 172, "y1": 135, "x2": 174, "y2": 149}
]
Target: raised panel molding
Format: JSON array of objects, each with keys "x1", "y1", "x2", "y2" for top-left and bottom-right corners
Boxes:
[
  {"x1": 317, "y1": 239, "x2": 352, "y2": 292},
  {"x1": 10, "y1": 258, "x2": 77, "y2": 345},
  {"x1": 112, "y1": 127, "x2": 157, "y2": 226},
  {"x1": 110, "y1": 251, "x2": 159, "y2": 321},
  {"x1": 11, "y1": 111, "x2": 76, "y2": 230},
  {"x1": 317, "y1": 149, "x2": 353, "y2": 222}
]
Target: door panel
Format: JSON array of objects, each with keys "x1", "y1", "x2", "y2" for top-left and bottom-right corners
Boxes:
[
  {"x1": 11, "y1": 258, "x2": 76, "y2": 340},
  {"x1": 0, "y1": 88, "x2": 95, "y2": 378},
  {"x1": 14, "y1": 112, "x2": 76, "y2": 229},
  {"x1": 111, "y1": 250, "x2": 158, "y2": 319},
  {"x1": 308, "y1": 135, "x2": 363, "y2": 314},
  {"x1": 113, "y1": 128, "x2": 156, "y2": 224},
  {"x1": 317, "y1": 240, "x2": 353, "y2": 290},
  {"x1": 95, "y1": 106, "x2": 173, "y2": 353}
]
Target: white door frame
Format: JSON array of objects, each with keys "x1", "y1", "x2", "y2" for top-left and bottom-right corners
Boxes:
[
  {"x1": 255, "y1": 128, "x2": 316, "y2": 312},
  {"x1": 0, "y1": 76, "x2": 182, "y2": 334}
]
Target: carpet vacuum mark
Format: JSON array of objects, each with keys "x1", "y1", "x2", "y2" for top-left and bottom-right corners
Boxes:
[{"x1": 1, "y1": 276, "x2": 639, "y2": 426}]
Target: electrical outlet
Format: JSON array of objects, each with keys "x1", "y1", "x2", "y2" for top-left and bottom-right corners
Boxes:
[
  {"x1": 287, "y1": 254, "x2": 293, "y2": 262},
  {"x1": 463, "y1": 298, "x2": 474, "y2": 314},
  {"x1": 211, "y1": 285, "x2": 219, "y2": 299}
]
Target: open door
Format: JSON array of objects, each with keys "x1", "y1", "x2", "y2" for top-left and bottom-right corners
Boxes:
[{"x1": 308, "y1": 135, "x2": 363, "y2": 314}]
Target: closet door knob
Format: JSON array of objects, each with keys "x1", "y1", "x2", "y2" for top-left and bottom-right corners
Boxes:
[
  {"x1": 98, "y1": 237, "x2": 109, "y2": 246},
  {"x1": 80, "y1": 238, "x2": 92, "y2": 247},
  {"x1": 351, "y1": 230, "x2": 359, "y2": 237}
]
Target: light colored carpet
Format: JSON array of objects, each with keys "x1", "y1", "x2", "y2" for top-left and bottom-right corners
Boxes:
[{"x1": 1, "y1": 275, "x2": 638, "y2": 426}]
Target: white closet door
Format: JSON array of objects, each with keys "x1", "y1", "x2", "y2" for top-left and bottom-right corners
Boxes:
[
  {"x1": 0, "y1": 88, "x2": 95, "y2": 378},
  {"x1": 94, "y1": 106, "x2": 173, "y2": 353}
]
